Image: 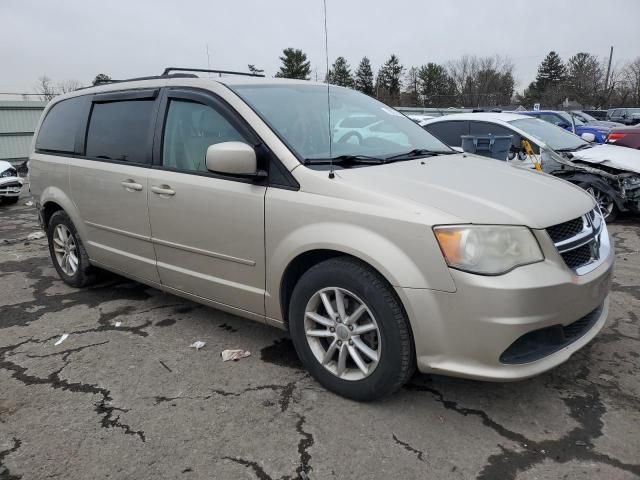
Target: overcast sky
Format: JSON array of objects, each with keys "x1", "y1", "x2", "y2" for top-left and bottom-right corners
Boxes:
[{"x1": 1, "y1": 0, "x2": 639, "y2": 97}]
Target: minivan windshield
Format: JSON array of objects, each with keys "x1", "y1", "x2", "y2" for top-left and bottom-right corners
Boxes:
[
  {"x1": 509, "y1": 117, "x2": 590, "y2": 152},
  {"x1": 230, "y1": 84, "x2": 452, "y2": 164}
]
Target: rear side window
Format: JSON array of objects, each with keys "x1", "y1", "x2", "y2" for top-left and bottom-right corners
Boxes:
[
  {"x1": 85, "y1": 100, "x2": 155, "y2": 164},
  {"x1": 35, "y1": 96, "x2": 86, "y2": 153},
  {"x1": 424, "y1": 121, "x2": 469, "y2": 147}
]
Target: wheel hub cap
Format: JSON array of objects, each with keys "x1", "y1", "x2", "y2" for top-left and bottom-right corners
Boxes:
[{"x1": 336, "y1": 324, "x2": 350, "y2": 340}]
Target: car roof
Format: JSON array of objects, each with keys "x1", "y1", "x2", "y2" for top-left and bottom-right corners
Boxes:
[{"x1": 420, "y1": 112, "x2": 529, "y2": 125}]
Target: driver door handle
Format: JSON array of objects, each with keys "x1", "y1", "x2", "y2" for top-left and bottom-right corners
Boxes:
[
  {"x1": 150, "y1": 185, "x2": 176, "y2": 196},
  {"x1": 121, "y1": 179, "x2": 143, "y2": 192}
]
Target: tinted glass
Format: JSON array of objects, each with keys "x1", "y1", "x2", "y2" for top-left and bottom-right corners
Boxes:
[
  {"x1": 35, "y1": 96, "x2": 86, "y2": 153},
  {"x1": 162, "y1": 100, "x2": 245, "y2": 172},
  {"x1": 85, "y1": 100, "x2": 155, "y2": 163},
  {"x1": 231, "y1": 84, "x2": 451, "y2": 162},
  {"x1": 423, "y1": 121, "x2": 469, "y2": 146}
]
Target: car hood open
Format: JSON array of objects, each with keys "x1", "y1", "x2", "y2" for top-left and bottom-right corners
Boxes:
[
  {"x1": 336, "y1": 154, "x2": 594, "y2": 229},
  {"x1": 570, "y1": 143, "x2": 640, "y2": 174}
]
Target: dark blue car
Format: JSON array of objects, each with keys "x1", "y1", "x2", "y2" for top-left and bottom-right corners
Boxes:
[{"x1": 522, "y1": 110, "x2": 611, "y2": 143}]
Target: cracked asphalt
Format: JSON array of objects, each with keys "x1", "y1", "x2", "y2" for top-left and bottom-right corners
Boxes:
[{"x1": 1, "y1": 195, "x2": 639, "y2": 480}]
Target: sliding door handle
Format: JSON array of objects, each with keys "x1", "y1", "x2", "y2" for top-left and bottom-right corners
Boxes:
[
  {"x1": 121, "y1": 179, "x2": 143, "y2": 191},
  {"x1": 150, "y1": 185, "x2": 176, "y2": 196}
]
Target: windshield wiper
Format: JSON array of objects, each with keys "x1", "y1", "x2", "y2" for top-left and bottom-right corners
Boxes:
[
  {"x1": 303, "y1": 154, "x2": 385, "y2": 165},
  {"x1": 384, "y1": 148, "x2": 455, "y2": 161}
]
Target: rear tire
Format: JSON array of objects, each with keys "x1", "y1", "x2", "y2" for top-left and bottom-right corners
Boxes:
[
  {"x1": 289, "y1": 257, "x2": 415, "y2": 401},
  {"x1": 47, "y1": 210, "x2": 98, "y2": 288}
]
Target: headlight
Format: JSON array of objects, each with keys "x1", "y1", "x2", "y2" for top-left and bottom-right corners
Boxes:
[
  {"x1": 434, "y1": 225, "x2": 544, "y2": 275},
  {"x1": 1, "y1": 168, "x2": 16, "y2": 178}
]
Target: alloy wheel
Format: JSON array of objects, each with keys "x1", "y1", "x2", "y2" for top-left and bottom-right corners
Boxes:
[
  {"x1": 52, "y1": 224, "x2": 78, "y2": 276},
  {"x1": 585, "y1": 186, "x2": 614, "y2": 219},
  {"x1": 304, "y1": 287, "x2": 381, "y2": 381}
]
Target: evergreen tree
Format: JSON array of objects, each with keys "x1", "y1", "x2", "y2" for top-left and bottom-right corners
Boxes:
[
  {"x1": 535, "y1": 51, "x2": 566, "y2": 91},
  {"x1": 275, "y1": 48, "x2": 311, "y2": 80},
  {"x1": 92, "y1": 73, "x2": 112, "y2": 86},
  {"x1": 376, "y1": 54, "x2": 404, "y2": 103},
  {"x1": 418, "y1": 63, "x2": 454, "y2": 107},
  {"x1": 354, "y1": 57, "x2": 374, "y2": 96},
  {"x1": 566, "y1": 52, "x2": 602, "y2": 106},
  {"x1": 327, "y1": 56, "x2": 354, "y2": 87},
  {"x1": 247, "y1": 64, "x2": 264, "y2": 76}
]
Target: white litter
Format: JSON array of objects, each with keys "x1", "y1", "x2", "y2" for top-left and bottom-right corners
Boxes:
[
  {"x1": 25, "y1": 201, "x2": 33, "y2": 207},
  {"x1": 54, "y1": 334, "x2": 69, "y2": 346},
  {"x1": 221, "y1": 349, "x2": 251, "y2": 362},
  {"x1": 189, "y1": 341, "x2": 206, "y2": 350},
  {"x1": 114, "y1": 321, "x2": 122, "y2": 327},
  {"x1": 27, "y1": 231, "x2": 45, "y2": 240}
]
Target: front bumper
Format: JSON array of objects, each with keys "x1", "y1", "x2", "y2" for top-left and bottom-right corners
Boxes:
[
  {"x1": 0, "y1": 177, "x2": 23, "y2": 197},
  {"x1": 398, "y1": 229, "x2": 614, "y2": 381}
]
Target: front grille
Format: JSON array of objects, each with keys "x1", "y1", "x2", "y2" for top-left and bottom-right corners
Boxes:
[
  {"x1": 546, "y1": 217, "x2": 583, "y2": 243},
  {"x1": 500, "y1": 304, "x2": 603, "y2": 364},
  {"x1": 546, "y1": 209, "x2": 603, "y2": 273},
  {"x1": 561, "y1": 244, "x2": 593, "y2": 269},
  {"x1": 0, "y1": 181, "x2": 21, "y2": 189}
]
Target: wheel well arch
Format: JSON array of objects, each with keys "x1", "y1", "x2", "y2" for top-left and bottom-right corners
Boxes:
[
  {"x1": 279, "y1": 249, "x2": 399, "y2": 329},
  {"x1": 42, "y1": 201, "x2": 64, "y2": 229}
]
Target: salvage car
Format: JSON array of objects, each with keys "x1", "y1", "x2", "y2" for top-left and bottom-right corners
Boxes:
[
  {"x1": 422, "y1": 112, "x2": 640, "y2": 221},
  {"x1": 29, "y1": 71, "x2": 613, "y2": 400},
  {"x1": 570, "y1": 110, "x2": 623, "y2": 129},
  {"x1": 0, "y1": 160, "x2": 23, "y2": 204},
  {"x1": 521, "y1": 110, "x2": 611, "y2": 143},
  {"x1": 607, "y1": 125, "x2": 640, "y2": 149}
]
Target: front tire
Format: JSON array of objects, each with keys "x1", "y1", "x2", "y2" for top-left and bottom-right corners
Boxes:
[
  {"x1": 581, "y1": 184, "x2": 618, "y2": 222},
  {"x1": 47, "y1": 210, "x2": 97, "y2": 287},
  {"x1": 289, "y1": 257, "x2": 415, "y2": 401}
]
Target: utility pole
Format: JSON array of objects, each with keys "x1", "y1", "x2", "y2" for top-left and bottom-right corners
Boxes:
[{"x1": 604, "y1": 45, "x2": 613, "y2": 95}]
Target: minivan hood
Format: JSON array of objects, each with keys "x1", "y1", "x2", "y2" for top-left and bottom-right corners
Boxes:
[
  {"x1": 336, "y1": 154, "x2": 594, "y2": 229},
  {"x1": 571, "y1": 143, "x2": 640, "y2": 174}
]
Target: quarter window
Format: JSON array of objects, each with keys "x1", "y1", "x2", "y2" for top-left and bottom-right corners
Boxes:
[
  {"x1": 424, "y1": 121, "x2": 469, "y2": 147},
  {"x1": 35, "y1": 96, "x2": 87, "y2": 153},
  {"x1": 162, "y1": 100, "x2": 246, "y2": 173},
  {"x1": 85, "y1": 100, "x2": 155, "y2": 164}
]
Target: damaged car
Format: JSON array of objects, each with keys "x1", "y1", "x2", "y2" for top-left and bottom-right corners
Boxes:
[
  {"x1": 422, "y1": 112, "x2": 640, "y2": 221},
  {"x1": 0, "y1": 160, "x2": 23, "y2": 205}
]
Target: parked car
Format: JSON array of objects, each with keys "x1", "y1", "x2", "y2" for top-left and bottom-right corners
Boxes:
[
  {"x1": 422, "y1": 112, "x2": 640, "y2": 221},
  {"x1": 570, "y1": 110, "x2": 623, "y2": 129},
  {"x1": 406, "y1": 113, "x2": 434, "y2": 125},
  {"x1": 521, "y1": 110, "x2": 610, "y2": 143},
  {"x1": 582, "y1": 109, "x2": 609, "y2": 121},
  {"x1": 333, "y1": 114, "x2": 410, "y2": 147},
  {"x1": 30, "y1": 72, "x2": 613, "y2": 400},
  {"x1": 0, "y1": 161, "x2": 23, "y2": 204},
  {"x1": 606, "y1": 125, "x2": 640, "y2": 149},
  {"x1": 607, "y1": 108, "x2": 640, "y2": 125}
]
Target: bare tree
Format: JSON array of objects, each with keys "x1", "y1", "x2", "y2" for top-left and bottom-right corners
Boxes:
[
  {"x1": 58, "y1": 79, "x2": 83, "y2": 94},
  {"x1": 35, "y1": 76, "x2": 58, "y2": 101}
]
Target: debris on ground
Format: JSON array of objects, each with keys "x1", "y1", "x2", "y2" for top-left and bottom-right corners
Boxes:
[
  {"x1": 189, "y1": 341, "x2": 206, "y2": 350},
  {"x1": 27, "y1": 231, "x2": 45, "y2": 240},
  {"x1": 221, "y1": 349, "x2": 251, "y2": 362},
  {"x1": 115, "y1": 321, "x2": 122, "y2": 327},
  {"x1": 54, "y1": 334, "x2": 69, "y2": 346},
  {"x1": 25, "y1": 201, "x2": 33, "y2": 206}
]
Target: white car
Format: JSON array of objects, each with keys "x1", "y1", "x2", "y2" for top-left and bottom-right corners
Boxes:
[
  {"x1": 421, "y1": 112, "x2": 640, "y2": 220},
  {"x1": 0, "y1": 160, "x2": 23, "y2": 204},
  {"x1": 333, "y1": 114, "x2": 410, "y2": 147}
]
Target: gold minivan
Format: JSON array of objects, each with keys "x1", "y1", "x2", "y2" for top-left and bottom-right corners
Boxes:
[{"x1": 29, "y1": 70, "x2": 614, "y2": 400}]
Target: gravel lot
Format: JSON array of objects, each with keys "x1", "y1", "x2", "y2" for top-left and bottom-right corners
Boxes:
[{"x1": 1, "y1": 196, "x2": 639, "y2": 480}]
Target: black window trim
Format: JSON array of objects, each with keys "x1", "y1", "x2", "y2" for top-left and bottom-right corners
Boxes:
[{"x1": 152, "y1": 86, "x2": 299, "y2": 190}]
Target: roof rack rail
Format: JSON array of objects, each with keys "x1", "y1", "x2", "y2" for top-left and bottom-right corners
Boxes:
[
  {"x1": 162, "y1": 67, "x2": 265, "y2": 78},
  {"x1": 76, "y1": 73, "x2": 198, "y2": 90}
]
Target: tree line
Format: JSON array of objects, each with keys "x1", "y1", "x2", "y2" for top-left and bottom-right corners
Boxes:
[
  {"x1": 273, "y1": 47, "x2": 640, "y2": 109},
  {"x1": 32, "y1": 50, "x2": 640, "y2": 109}
]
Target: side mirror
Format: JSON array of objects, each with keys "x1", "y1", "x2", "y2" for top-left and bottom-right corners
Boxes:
[
  {"x1": 581, "y1": 132, "x2": 596, "y2": 143},
  {"x1": 205, "y1": 142, "x2": 261, "y2": 176}
]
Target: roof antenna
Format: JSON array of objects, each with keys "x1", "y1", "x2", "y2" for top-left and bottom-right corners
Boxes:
[{"x1": 322, "y1": 0, "x2": 334, "y2": 179}]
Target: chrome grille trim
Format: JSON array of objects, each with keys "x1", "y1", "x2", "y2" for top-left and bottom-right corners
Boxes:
[{"x1": 546, "y1": 209, "x2": 609, "y2": 275}]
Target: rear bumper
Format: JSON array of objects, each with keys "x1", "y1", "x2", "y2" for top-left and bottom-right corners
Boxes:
[{"x1": 397, "y1": 234, "x2": 614, "y2": 381}]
